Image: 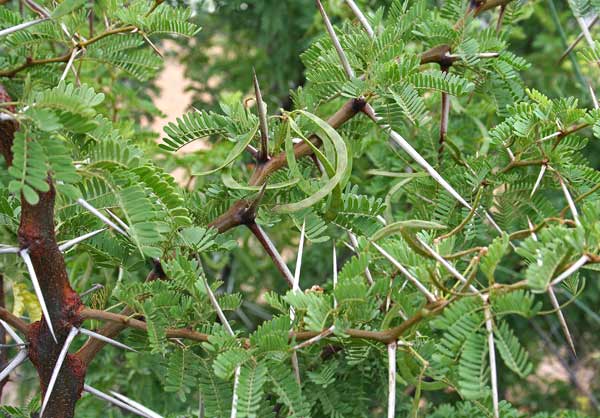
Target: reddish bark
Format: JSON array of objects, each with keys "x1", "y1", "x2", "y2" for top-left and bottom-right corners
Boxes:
[{"x1": 1, "y1": 85, "x2": 84, "y2": 418}]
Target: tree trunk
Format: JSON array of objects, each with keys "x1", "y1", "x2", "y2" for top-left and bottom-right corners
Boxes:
[{"x1": 1, "y1": 84, "x2": 84, "y2": 418}]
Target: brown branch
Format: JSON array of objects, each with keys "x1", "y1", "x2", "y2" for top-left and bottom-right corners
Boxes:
[
  {"x1": 208, "y1": 97, "x2": 366, "y2": 233},
  {"x1": 79, "y1": 309, "x2": 210, "y2": 342},
  {"x1": 76, "y1": 263, "x2": 165, "y2": 366},
  {"x1": 0, "y1": 308, "x2": 29, "y2": 335},
  {"x1": 0, "y1": 26, "x2": 136, "y2": 78}
]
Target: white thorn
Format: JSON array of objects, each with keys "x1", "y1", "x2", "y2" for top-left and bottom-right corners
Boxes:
[
  {"x1": 316, "y1": 0, "x2": 355, "y2": 79},
  {"x1": 530, "y1": 164, "x2": 546, "y2": 197},
  {"x1": 229, "y1": 366, "x2": 241, "y2": 418},
  {"x1": 415, "y1": 239, "x2": 480, "y2": 294},
  {"x1": 0, "y1": 18, "x2": 49, "y2": 37},
  {"x1": 58, "y1": 228, "x2": 107, "y2": 252},
  {"x1": 293, "y1": 325, "x2": 335, "y2": 350},
  {"x1": 80, "y1": 283, "x2": 104, "y2": 297},
  {"x1": 332, "y1": 242, "x2": 338, "y2": 309},
  {"x1": 387, "y1": 341, "x2": 397, "y2": 418},
  {"x1": 0, "y1": 350, "x2": 28, "y2": 382},
  {"x1": 77, "y1": 198, "x2": 128, "y2": 236},
  {"x1": 506, "y1": 147, "x2": 515, "y2": 161},
  {"x1": 79, "y1": 328, "x2": 137, "y2": 352},
  {"x1": 40, "y1": 327, "x2": 79, "y2": 417},
  {"x1": 576, "y1": 16, "x2": 596, "y2": 51},
  {"x1": 106, "y1": 209, "x2": 130, "y2": 231},
  {"x1": 202, "y1": 276, "x2": 234, "y2": 337},
  {"x1": 484, "y1": 301, "x2": 499, "y2": 418},
  {"x1": 0, "y1": 319, "x2": 25, "y2": 345},
  {"x1": 110, "y1": 391, "x2": 164, "y2": 418},
  {"x1": 59, "y1": 48, "x2": 81, "y2": 82},
  {"x1": 557, "y1": 176, "x2": 580, "y2": 226},
  {"x1": 344, "y1": 0, "x2": 374, "y2": 38},
  {"x1": 550, "y1": 255, "x2": 589, "y2": 287},
  {"x1": 19, "y1": 250, "x2": 57, "y2": 343},
  {"x1": 538, "y1": 131, "x2": 561, "y2": 143},
  {"x1": 547, "y1": 287, "x2": 576, "y2": 356},
  {"x1": 293, "y1": 219, "x2": 306, "y2": 292},
  {"x1": 376, "y1": 215, "x2": 387, "y2": 225},
  {"x1": 446, "y1": 52, "x2": 500, "y2": 59},
  {"x1": 371, "y1": 242, "x2": 437, "y2": 302},
  {"x1": 84, "y1": 384, "x2": 151, "y2": 417},
  {"x1": 0, "y1": 246, "x2": 19, "y2": 254},
  {"x1": 589, "y1": 83, "x2": 599, "y2": 109},
  {"x1": 527, "y1": 217, "x2": 538, "y2": 242}
]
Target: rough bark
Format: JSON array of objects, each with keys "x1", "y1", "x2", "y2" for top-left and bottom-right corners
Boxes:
[{"x1": 1, "y1": 84, "x2": 84, "y2": 418}]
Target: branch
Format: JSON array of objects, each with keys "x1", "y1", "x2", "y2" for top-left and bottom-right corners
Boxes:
[
  {"x1": 79, "y1": 309, "x2": 210, "y2": 343},
  {"x1": 0, "y1": 308, "x2": 28, "y2": 335}
]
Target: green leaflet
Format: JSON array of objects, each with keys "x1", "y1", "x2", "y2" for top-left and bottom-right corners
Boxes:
[
  {"x1": 192, "y1": 123, "x2": 259, "y2": 176},
  {"x1": 494, "y1": 322, "x2": 532, "y2": 378},
  {"x1": 237, "y1": 362, "x2": 268, "y2": 418},
  {"x1": 273, "y1": 111, "x2": 349, "y2": 214}
]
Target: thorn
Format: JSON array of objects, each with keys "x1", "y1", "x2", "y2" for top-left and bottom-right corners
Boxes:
[
  {"x1": 589, "y1": 83, "x2": 599, "y2": 109},
  {"x1": 547, "y1": 287, "x2": 577, "y2": 356},
  {"x1": 109, "y1": 391, "x2": 164, "y2": 418},
  {"x1": 19, "y1": 250, "x2": 57, "y2": 343},
  {"x1": 106, "y1": 208, "x2": 130, "y2": 232},
  {"x1": 77, "y1": 198, "x2": 128, "y2": 236},
  {"x1": 316, "y1": 0, "x2": 355, "y2": 79},
  {"x1": 141, "y1": 32, "x2": 163, "y2": 58},
  {"x1": 332, "y1": 241, "x2": 338, "y2": 308},
  {"x1": 229, "y1": 366, "x2": 241, "y2": 418},
  {"x1": 84, "y1": 384, "x2": 151, "y2": 417},
  {"x1": 439, "y1": 90, "x2": 450, "y2": 158},
  {"x1": 293, "y1": 219, "x2": 306, "y2": 292},
  {"x1": 0, "y1": 349, "x2": 28, "y2": 382},
  {"x1": 245, "y1": 144, "x2": 260, "y2": 160},
  {"x1": 79, "y1": 283, "x2": 104, "y2": 297},
  {"x1": 58, "y1": 228, "x2": 107, "y2": 252},
  {"x1": 550, "y1": 255, "x2": 589, "y2": 287},
  {"x1": 0, "y1": 246, "x2": 19, "y2": 254},
  {"x1": 40, "y1": 327, "x2": 79, "y2": 417},
  {"x1": 252, "y1": 69, "x2": 270, "y2": 163},
  {"x1": 0, "y1": 319, "x2": 25, "y2": 345},
  {"x1": 527, "y1": 217, "x2": 538, "y2": 242},
  {"x1": 371, "y1": 242, "x2": 437, "y2": 302},
  {"x1": 484, "y1": 300, "x2": 500, "y2": 418},
  {"x1": 530, "y1": 164, "x2": 547, "y2": 198},
  {"x1": 60, "y1": 48, "x2": 81, "y2": 82},
  {"x1": 387, "y1": 341, "x2": 397, "y2": 418},
  {"x1": 79, "y1": 328, "x2": 137, "y2": 352},
  {"x1": 247, "y1": 223, "x2": 295, "y2": 288},
  {"x1": 344, "y1": 0, "x2": 374, "y2": 38},
  {"x1": 293, "y1": 325, "x2": 335, "y2": 350},
  {"x1": 556, "y1": 174, "x2": 580, "y2": 226},
  {"x1": 0, "y1": 17, "x2": 49, "y2": 38},
  {"x1": 245, "y1": 183, "x2": 267, "y2": 222},
  {"x1": 558, "y1": 16, "x2": 599, "y2": 63},
  {"x1": 202, "y1": 275, "x2": 235, "y2": 337},
  {"x1": 415, "y1": 238, "x2": 479, "y2": 294}
]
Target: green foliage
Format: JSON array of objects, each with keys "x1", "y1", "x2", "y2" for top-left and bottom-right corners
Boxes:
[{"x1": 1, "y1": 0, "x2": 600, "y2": 417}]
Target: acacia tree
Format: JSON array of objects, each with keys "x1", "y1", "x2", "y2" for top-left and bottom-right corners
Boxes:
[{"x1": 0, "y1": 0, "x2": 599, "y2": 417}]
